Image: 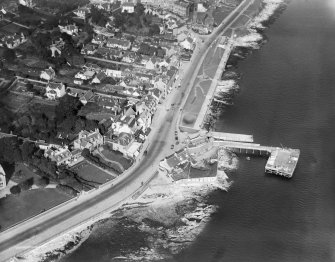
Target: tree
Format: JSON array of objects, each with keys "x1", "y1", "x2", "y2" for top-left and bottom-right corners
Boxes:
[
  {"x1": 19, "y1": 178, "x2": 34, "y2": 191},
  {"x1": 3, "y1": 48, "x2": 16, "y2": 63},
  {"x1": 149, "y1": 24, "x2": 160, "y2": 36},
  {"x1": 135, "y1": 3, "x2": 145, "y2": 17},
  {"x1": 10, "y1": 185, "x2": 21, "y2": 195},
  {"x1": 35, "y1": 176, "x2": 49, "y2": 187},
  {"x1": 21, "y1": 141, "x2": 36, "y2": 162}
]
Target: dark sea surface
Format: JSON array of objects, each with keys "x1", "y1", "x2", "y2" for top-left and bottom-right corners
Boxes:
[
  {"x1": 62, "y1": 1, "x2": 335, "y2": 261},
  {"x1": 176, "y1": 0, "x2": 335, "y2": 261}
]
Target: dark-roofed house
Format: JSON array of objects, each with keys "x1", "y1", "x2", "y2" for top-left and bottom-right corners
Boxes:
[
  {"x1": 73, "y1": 128, "x2": 104, "y2": 152},
  {"x1": 106, "y1": 38, "x2": 131, "y2": 50},
  {"x1": 79, "y1": 90, "x2": 95, "y2": 105},
  {"x1": 81, "y1": 44, "x2": 97, "y2": 55},
  {"x1": 92, "y1": 71, "x2": 107, "y2": 84}
]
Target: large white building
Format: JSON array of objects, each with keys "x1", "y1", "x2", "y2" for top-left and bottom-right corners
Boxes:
[{"x1": 45, "y1": 82, "x2": 66, "y2": 100}]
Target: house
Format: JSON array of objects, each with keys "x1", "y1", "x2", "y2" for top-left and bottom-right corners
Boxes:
[
  {"x1": 73, "y1": 7, "x2": 90, "y2": 19},
  {"x1": 19, "y1": 0, "x2": 35, "y2": 7},
  {"x1": 131, "y1": 43, "x2": 140, "y2": 52},
  {"x1": 122, "y1": 3, "x2": 135, "y2": 13},
  {"x1": 0, "y1": 164, "x2": 6, "y2": 190},
  {"x1": 5, "y1": 33, "x2": 26, "y2": 49},
  {"x1": 79, "y1": 90, "x2": 95, "y2": 105},
  {"x1": 107, "y1": 132, "x2": 135, "y2": 157},
  {"x1": 154, "y1": 78, "x2": 168, "y2": 96},
  {"x1": 83, "y1": 63, "x2": 101, "y2": 72},
  {"x1": 75, "y1": 70, "x2": 95, "y2": 80},
  {"x1": 122, "y1": 51, "x2": 137, "y2": 63},
  {"x1": 156, "y1": 48, "x2": 166, "y2": 59},
  {"x1": 150, "y1": 88, "x2": 163, "y2": 102},
  {"x1": 145, "y1": 58, "x2": 156, "y2": 70},
  {"x1": 46, "y1": 82, "x2": 66, "y2": 100},
  {"x1": 74, "y1": 79, "x2": 84, "y2": 85},
  {"x1": 180, "y1": 37, "x2": 194, "y2": 50},
  {"x1": 59, "y1": 24, "x2": 78, "y2": 36},
  {"x1": 81, "y1": 44, "x2": 97, "y2": 55},
  {"x1": 173, "y1": 0, "x2": 190, "y2": 17},
  {"x1": 92, "y1": 71, "x2": 107, "y2": 84},
  {"x1": 124, "y1": 141, "x2": 141, "y2": 158},
  {"x1": 105, "y1": 68, "x2": 122, "y2": 78},
  {"x1": 40, "y1": 67, "x2": 56, "y2": 81},
  {"x1": 92, "y1": 34, "x2": 105, "y2": 45},
  {"x1": 166, "y1": 19, "x2": 178, "y2": 30},
  {"x1": 159, "y1": 149, "x2": 190, "y2": 174},
  {"x1": 44, "y1": 145, "x2": 73, "y2": 166},
  {"x1": 73, "y1": 129, "x2": 104, "y2": 152},
  {"x1": 136, "y1": 72, "x2": 153, "y2": 82},
  {"x1": 137, "y1": 109, "x2": 152, "y2": 132},
  {"x1": 106, "y1": 38, "x2": 131, "y2": 50}
]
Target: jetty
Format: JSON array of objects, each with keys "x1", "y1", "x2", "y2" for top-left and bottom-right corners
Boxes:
[
  {"x1": 187, "y1": 132, "x2": 300, "y2": 178},
  {"x1": 216, "y1": 141, "x2": 300, "y2": 178}
]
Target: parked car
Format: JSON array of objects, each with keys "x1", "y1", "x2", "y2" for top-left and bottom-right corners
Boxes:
[{"x1": 171, "y1": 144, "x2": 174, "y2": 149}]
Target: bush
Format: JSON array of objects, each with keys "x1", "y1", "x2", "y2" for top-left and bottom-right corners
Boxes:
[
  {"x1": 10, "y1": 185, "x2": 21, "y2": 195},
  {"x1": 35, "y1": 176, "x2": 49, "y2": 187},
  {"x1": 19, "y1": 178, "x2": 34, "y2": 191},
  {"x1": 56, "y1": 184, "x2": 78, "y2": 197}
]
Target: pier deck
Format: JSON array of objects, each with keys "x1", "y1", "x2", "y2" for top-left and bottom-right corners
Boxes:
[
  {"x1": 210, "y1": 131, "x2": 254, "y2": 143},
  {"x1": 214, "y1": 140, "x2": 300, "y2": 178}
]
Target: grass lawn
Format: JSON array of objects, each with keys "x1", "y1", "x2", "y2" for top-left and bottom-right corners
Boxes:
[
  {"x1": 9, "y1": 163, "x2": 41, "y2": 184},
  {"x1": 101, "y1": 146, "x2": 133, "y2": 170},
  {"x1": 0, "y1": 188, "x2": 72, "y2": 230},
  {"x1": 72, "y1": 161, "x2": 115, "y2": 184}
]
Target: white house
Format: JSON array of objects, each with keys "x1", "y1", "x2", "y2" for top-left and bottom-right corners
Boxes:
[
  {"x1": 75, "y1": 70, "x2": 95, "y2": 80},
  {"x1": 145, "y1": 58, "x2": 156, "y2": 70},
  {"x1": 5, "y1": 33, "x2": 26, "y2": 49},
  {"x1": 106, "y1": 38, "x2": 131, "y2": 50},
  {"x1": 46, "y1": 82, "x2": 66, "y2": 100},
  {"x1": 59, "y1": 24, "x2": 78, "y2": 36},
  {"x1": 154, "y1": 78, "x2": 168, "y2": 96},
  {"x1": 121, "y1": 3, "x2": 135, "y2": 13},
  {"x1": 105, "y1": 68, "x2": 122, "y2": 78},
  {"x1": 40, "y1": 67, "x2": 56, "y2": 81},
  {"x1": 19, "y1": 0, "x2": 35, "y2": 7},
  {"x1": 180, "y1": 37, "x2": 194, "y2": 50},
  {"x1": 73, "y1": 7, "x2": 90, "y2": 19},
  {"x1": 0, "y1": 164, "x2": 6, "y2": 190}
]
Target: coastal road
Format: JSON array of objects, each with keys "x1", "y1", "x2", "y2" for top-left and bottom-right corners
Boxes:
[{"x1": 0, "y1": 0, "x2": 254, "y2": 260}]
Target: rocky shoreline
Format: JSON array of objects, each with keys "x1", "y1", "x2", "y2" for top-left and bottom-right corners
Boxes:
[
  {"x1": 205, "y1": 0, "x2": 288, "y2": 131},
  {"x1": 16, "y1": 2, "x2": 288, "y2": 261}
]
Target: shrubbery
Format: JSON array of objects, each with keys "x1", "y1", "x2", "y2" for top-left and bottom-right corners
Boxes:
[
  {"x1": 10, "y1": 185, "x2": 21, "y2": 195},
  {"x1": 56, "y1": 184, "x2": 78, "y2": 197}
]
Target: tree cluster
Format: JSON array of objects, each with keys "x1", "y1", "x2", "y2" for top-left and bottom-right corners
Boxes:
[
  {"x1": 90, "y1": 6, "x2": 109, "y2": 27},
  {"x1": 34, "y1": 0, "x2": 90, "y2": 14}
]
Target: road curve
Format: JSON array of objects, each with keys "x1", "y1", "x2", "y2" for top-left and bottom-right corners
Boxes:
[{"x1": 0, "y1": 1, "x2": 253, "y2": 260}]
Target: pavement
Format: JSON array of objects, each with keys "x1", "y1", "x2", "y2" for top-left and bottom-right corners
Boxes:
[{"x1": 0, "y1": 1, "x2": 254, "y2": 261}]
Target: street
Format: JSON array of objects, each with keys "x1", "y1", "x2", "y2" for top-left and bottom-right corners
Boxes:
[{"x1": 0, "y1": 1, "x2": 253, "y2": 260}]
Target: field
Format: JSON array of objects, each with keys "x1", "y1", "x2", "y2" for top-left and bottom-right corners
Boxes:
[
  {"x1": 0, "y1": 188, "x2": 72, "y2": 230},
  {"x1": 72, "y1": 160, "x2": 116, "y2": 184}
]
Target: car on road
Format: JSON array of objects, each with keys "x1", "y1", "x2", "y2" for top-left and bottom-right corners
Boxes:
[{"x1": 171, "y1": 145, "x2": 174, "y2": 149}]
